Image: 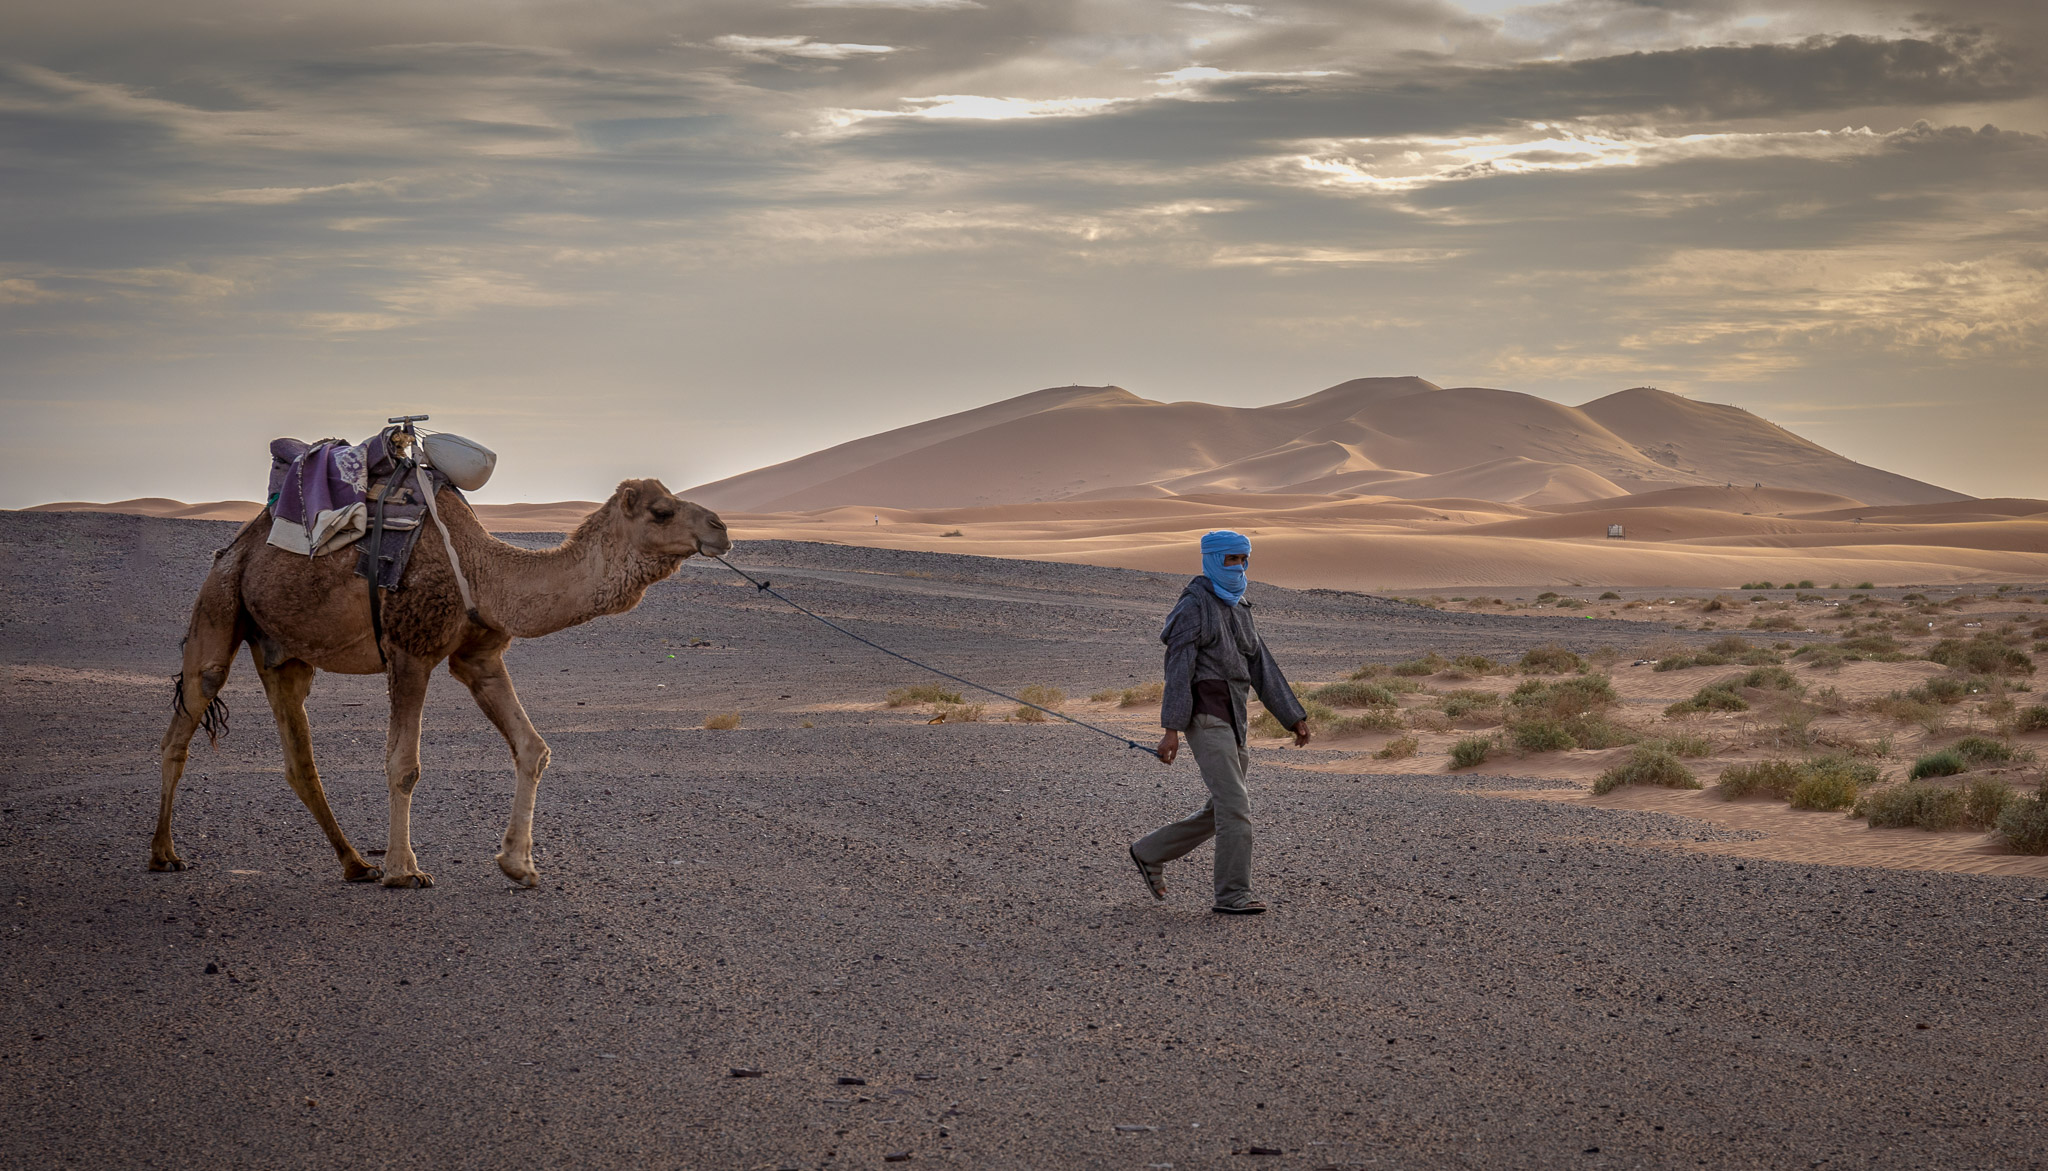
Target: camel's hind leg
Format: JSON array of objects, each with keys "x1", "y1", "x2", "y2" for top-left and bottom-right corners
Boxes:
[
  {"x1": 449, "y1": 643, "x2": 550, "y2": 889},
  {"x1": 153, "y1": 579, "x2": 243, "y2": 871},
  {"x1": 379, "y1": 653, "x2": 436, "y2": 888},
  {"x1": 254, "y1": 658, "x2": 381, "y2": 882}
]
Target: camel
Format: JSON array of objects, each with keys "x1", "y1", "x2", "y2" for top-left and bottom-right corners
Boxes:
[{"x1": 153, "y1": 470, "x2": 731, "y2": 888}]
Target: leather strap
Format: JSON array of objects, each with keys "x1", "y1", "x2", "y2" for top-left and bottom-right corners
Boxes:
[{"x1": 415, "y1": 463, "x2": 483, "y2": 626}]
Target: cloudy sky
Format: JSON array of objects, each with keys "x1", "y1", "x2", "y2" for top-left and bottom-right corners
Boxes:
[{"x1": 3, "y1": 0, "x2": 2043, "y2": 507}]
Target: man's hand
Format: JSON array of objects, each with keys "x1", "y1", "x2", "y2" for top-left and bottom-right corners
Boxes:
[
  {"x1": 1292, "y1": 720, "x2": 1312, "y2": 748},
  {"x1": 1155, "y1": 729, "x2": 1180, "y2": 764}
]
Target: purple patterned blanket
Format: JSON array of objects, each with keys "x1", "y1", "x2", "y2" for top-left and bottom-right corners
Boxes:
[{"x1": 265, "y1": 430, "x2": 419, "y2": 556}]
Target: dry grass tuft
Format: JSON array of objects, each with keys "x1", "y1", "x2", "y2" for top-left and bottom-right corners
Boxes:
[
  {"x1": 888, "y1": 684, "x2": 963, "y2": 707},
  {"x1": 704, "y1": 712, "x2": 742, "y2": 730},
  {"x1": 1117, "y1": 681, "x2": 1166, "y2": 708},
  {"x1": 1012, "y1": 685, "x2": 1065, "y2": 722},
  {"x1": 1374, "y1": 735, "x2": 1419, "y2": 760}
]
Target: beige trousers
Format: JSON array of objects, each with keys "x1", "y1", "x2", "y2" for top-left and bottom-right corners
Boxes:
[{"x1": 1131, "y1": 714, "x2": 1255, "y2": 908}]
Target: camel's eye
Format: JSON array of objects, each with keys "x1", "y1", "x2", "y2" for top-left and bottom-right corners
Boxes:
[{"x1": 650, "y1": 505, "x2": 676, "y2": 523}]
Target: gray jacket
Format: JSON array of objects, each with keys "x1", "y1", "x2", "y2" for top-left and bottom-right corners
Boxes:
[{"x1": 1159, "y1": 576, "x2": 1307, "y2": 745}]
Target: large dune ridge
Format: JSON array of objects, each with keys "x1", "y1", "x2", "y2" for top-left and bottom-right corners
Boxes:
[
  {"x1": 683, "y1": 377, "x2": 1967, "y2": 512},
  {"x1": 22, "y1": 377, "x2": 2047, "y2": 588}
]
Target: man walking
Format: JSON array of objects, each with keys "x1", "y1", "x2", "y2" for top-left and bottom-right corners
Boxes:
[{"x1": 1129, "y1": 530, "x2": 1310, "y2": 914}]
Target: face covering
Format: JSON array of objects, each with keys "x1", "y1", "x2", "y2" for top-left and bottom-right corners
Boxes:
[{"x1": 1200, "y1": 530, "x2": 1252, "y2": 605}]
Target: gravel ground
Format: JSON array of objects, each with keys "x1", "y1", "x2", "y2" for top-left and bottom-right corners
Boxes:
[{"x1": 3, "y1": 510, "x2": 2045, "y2": 1170}]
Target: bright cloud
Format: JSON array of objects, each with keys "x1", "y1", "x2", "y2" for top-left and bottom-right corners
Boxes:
[{"x1": 709, "y1": 35, "x2": 897, "y2": 61}]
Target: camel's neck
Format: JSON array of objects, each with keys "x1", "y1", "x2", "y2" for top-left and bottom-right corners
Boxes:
[{"x1": 460, "y1": 504, "x2": 684, "y2": 639}]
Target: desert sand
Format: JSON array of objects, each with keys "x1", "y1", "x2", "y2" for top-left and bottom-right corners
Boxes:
[
  {"x1": 4, "y1": 509, "x2": 2047, "y2": 1169},
  {"x1": 35, "y1": 379, "x2": 2045, "y2": 590}
]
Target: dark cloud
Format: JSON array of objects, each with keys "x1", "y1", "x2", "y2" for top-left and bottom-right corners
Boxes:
[{"x1": 839, "y1": 32, "x2": 2036, "y2": 165}]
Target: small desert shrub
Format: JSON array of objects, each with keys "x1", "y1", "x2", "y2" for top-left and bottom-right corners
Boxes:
[
  {"x1": 1449, "y1": 736, "x2": 1494, "y2": 769},
  {"x1": 1118, "y1": 681, "x2": 1165, "y2": 708},
  {"x1": 1855, "y1": 581, "x2": 1876, "y2": 590},
  {"x1": 1348, "y1": 662, "x2": 1390, "y2": 680},
  {"x1": 1788, "y1": 771, "x2": 1858, "y2": 811},
  {"x1": 1561, "y1": 714, "x2": 1638, "y2": 749},
  {"x1": 1749, "y1": 614, "x2": 1801, "y2": 631},
  {"x1": 1510, "y1": 675, "x2": 1617, "y2": 719},
  {"x1": 1740, "y1": 581, "x2": 1777, "y2": 591},
  {"x1": 888, "y1": 684, "x2": 963, "y2": 707},
  {"x1": 1799, "y1": 646, "x2": 1850, "y2": 670},
  {"x1": 1666, "y1": 682, "x2": 1749, "y2": 716},
  {"x1": 1592, "y1": 747, "x2": 1699, "y2": 795},
  {"x1": 1392, "y1": 652, "x2": 1449, "y2": 677},
  {"x1": 1699, "y1": 596, "x2": 1729, "y2": 613},
  {"x1": 1995, "y1": 785, "x2": 2048, "y2": 853},
  {"x1": 1908, "y1": 750, "x2": 1966, "y2": 780},
  {"x1": 1518, "y1": 644, "x2": 1583, "y2": 674},
  {"x1": 1511, "y1": 717, "x2": 1578, "y2": 752},
  {"x1": 703, "y1": 712, "x2": 741, "y2": 730},
  {"x1": 1928, "y1": 634, "x2": 2035, "y2": 676},
  {"x1": 2011, "y1": 705, "x2": 2048, "y2": 733},
  {"x1": 1718, "y1": 759, "x2": 1807, "y2": 800},
  {"x1": 1859, "y1": 783, "x2": 1967, "y2": 830},
  {"x1": 1374, "y1": 735, "x2": 1419, "y2": 760},
  {"x1": 1451, "y1": 653, "x2": 1501, "y2": 675},
  {"x1": 1839, "y1": 633, "x2": 1906, "y2": 658},
  {"x1": 1798, "y1": 754, "x2": 1881, "y2": 807},
  {"x1": 1088, "y1": 687, "x2": 1121, "y2": 702},
  {"x1": 939, "y1": 529, "x2": 963, "y2": 537},
  {"x1": 931, "y1": 702, "x2": 984, "y2": 723},
  {"x1": 1642, "y1": 732, "x2": 1712, "y2": 758},
  {"x1": 1964, "y1": 779, "x2": 2017, "y2": 830},
  {"x1": 1600, "y1": 591, "x2": 1621, "y2": 600},
  {"x1": 1707, "y1": 636, "x2": 1754, "y2": 656},
  {"x1": 1405, "y1": 709, "x2": 1452, "y2": 732},
  {"x1": 1738, "y1": 665, "x2": 1803, "y2": 692},
  {"x1": 1340, "y1": 707, "x2": 1407, "y2": 734},
  {"x1": 1908, "y1": 677, "x2": 1968, "y2": 706},
  {"x1": 1310, "y1": 680, "x2": 1400, "y2": 707},
  {"x1": 1250, "y1": 709, "x2": 1289, "y2": 738},
  {"x1": 1950, "y1": 735, "x2": 2020, "y2": 764},
  {"x1": 1440, "y1": 690, "x2": 1503, "y2": 721},
  {"x1": 1012, "y1": 685, "x2": 1066, "y2": 722},
  {"x1": 1871, "y1": 693, "x2": 1939, "y2": 724}
]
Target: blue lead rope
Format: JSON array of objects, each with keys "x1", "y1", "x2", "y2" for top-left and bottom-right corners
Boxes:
[{"x1": 711, "y1": 555, "x2": 1160, "y2": 758}]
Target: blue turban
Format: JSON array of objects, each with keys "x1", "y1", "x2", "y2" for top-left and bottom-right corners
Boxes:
[{"x1": 1200, "y1": 530, "x2": 1251, "y2": 606}]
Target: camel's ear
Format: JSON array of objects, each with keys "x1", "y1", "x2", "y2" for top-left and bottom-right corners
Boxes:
[{"x1": 618, "y1": 481, "x2": 644, "y2": 518}]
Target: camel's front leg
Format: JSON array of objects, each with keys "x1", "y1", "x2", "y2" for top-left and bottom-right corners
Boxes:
[
  {"x1": 449, "y1": 645, "x2": 550, "y2": 888},
  {"x1": 380, "y1": 656, "x2": 436, "y2": 888}
]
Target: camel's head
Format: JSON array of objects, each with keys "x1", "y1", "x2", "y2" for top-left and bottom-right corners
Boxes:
[{"x1": 615, "y1": 479, "x2": 731, "y2": 559}]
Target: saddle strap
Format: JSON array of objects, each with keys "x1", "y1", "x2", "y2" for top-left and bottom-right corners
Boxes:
[
  {"x1": 415, "y1": 464, "x2": 484, "y2": 626},
  {"x1": 363, "y1": 458, "x2": 405, "y2": 668}
]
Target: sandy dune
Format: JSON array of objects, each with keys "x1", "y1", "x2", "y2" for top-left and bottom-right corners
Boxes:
[{"x1": 685, "y1": 378, "x2": 1965, "y2": 511}]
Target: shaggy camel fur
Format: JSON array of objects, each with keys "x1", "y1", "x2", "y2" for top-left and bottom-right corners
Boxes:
[{"x1": 153, "y1": 476, "x2": 730, "y2": 888}]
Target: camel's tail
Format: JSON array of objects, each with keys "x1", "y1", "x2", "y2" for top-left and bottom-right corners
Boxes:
[{"x1": 170, "y1": 672, "x2": 231, "y2": 746}]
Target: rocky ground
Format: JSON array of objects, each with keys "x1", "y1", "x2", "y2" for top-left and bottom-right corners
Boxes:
[{"x1": 3, "y1": 510, "x2": 2045, "y2": 1169}]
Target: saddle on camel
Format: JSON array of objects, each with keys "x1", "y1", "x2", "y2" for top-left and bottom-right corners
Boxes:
[{"x1": 154, "y1": 417, "x2": 731, "y2": 888}]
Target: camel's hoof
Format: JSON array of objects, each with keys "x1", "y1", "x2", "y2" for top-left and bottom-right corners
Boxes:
[
  {"x1": 149, "y1": 856, "x2": 188, "y2": 872},
  {"x1": 380, "y1": 871, "x2": 433, "y2": 889},
  {"x1": 495, "y1": 852, "x2": 538, "y2": 889},
  {"x1": 343, "y1": 863, "x2": 384, "y2": 883}
]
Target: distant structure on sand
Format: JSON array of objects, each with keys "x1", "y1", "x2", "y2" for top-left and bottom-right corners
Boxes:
[{"x1": 1607, "y1": 524, "x2": 1626, "y2": 539}]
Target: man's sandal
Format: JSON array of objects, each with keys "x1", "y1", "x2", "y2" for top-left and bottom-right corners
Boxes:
[
  {"x1": 1128, "y1": 846, "x2": 1166, "y2": 901},
  {"x1": 1211, "y1": 900, "x2": 1267, "y2": 915}
]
